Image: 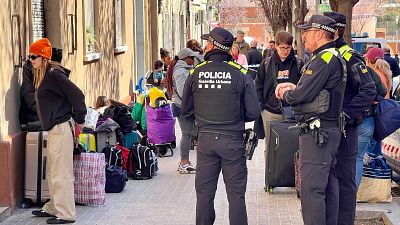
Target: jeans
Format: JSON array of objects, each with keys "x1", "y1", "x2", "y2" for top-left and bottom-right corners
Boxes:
[
  {"x1": 355, "y1": 116, "x2": 374, "y2": 189},
  {"x1": 177, "y1": 115, "x2": 194, "y2": 161},
  {"x1": 368, "y1": 138, "x2": 382, "y2": 155}
]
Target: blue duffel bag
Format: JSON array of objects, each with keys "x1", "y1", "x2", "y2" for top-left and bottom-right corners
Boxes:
[
  {"x1": 105, "y1": 165, "x2": 128, "y2": 193},
  {"x1": 373, "y1": 95, "x2": 400, "y2": 141}
]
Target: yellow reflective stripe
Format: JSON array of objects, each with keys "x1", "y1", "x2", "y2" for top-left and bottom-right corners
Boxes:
[
  {"x1": 343, "y1": 52, "x2": 352, "y2": 61},
  {"x1": 227, "y1": 61, "x2": 241, "y2": 69},
  {"x1": 321, "y1": 52, "x2": 334, "y2": 63},
  {"x1": 189, "y1": 61, "x2": 210, "y2": 75},
  {"x1": 339, "y1": 45, "x2": 353, "y2": 62},
  {"x1": 338, "y1": 45, "x2": 351, "y2": 55},
  {"x1": 227, "y1": 61, "x2": 247, "y2": 74}
]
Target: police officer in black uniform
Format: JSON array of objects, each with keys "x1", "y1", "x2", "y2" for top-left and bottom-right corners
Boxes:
[
  {"x1": 324, "y1": 11, "x2": 377, "y2": 225},
  {"x1": 276, "y1": 15, "x2": 346, "y2": 225},
  {"x1": 181, "y1": 27, "x2": 260, "y2": 225}
]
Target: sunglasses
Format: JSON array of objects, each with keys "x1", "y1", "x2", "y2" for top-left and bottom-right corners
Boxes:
[{"x1": 28, "y1": 55, "x2": 41, "y2": 60}]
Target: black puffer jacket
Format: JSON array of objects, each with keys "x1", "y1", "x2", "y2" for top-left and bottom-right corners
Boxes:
[{"x1": 35, "y1": 63, "x2": 86, "y2": 130}]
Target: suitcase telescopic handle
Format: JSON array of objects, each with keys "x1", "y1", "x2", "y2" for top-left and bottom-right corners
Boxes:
[{"x1": 42, "y1": 156, "x2": 47, "y2": 180}]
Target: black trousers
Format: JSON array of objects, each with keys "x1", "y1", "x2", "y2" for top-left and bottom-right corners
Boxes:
[
  {"x1": 336, "y1": 126, "x2": 357, "y2": 225},
  {"x1": 195, "y1": 132, "x2": 248, "y2": 225},
  {"x1": 300, "y1": 127, "x2": 341, "y2": 225}
]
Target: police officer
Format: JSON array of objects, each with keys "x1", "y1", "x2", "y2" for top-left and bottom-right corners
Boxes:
[
  {"x1": 181, "y1": 27, "x2": 260, "y2": 225},
  {"x1": 275, "y1": 15, "x2": 346, "y2": 225},
  {"x1": 324, "y1": 12, "x2": 377, "y2": 225}
]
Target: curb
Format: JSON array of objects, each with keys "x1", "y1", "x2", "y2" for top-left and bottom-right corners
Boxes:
[{"x1": 0, "y1": 207, "x2": 12, "y2": 223}]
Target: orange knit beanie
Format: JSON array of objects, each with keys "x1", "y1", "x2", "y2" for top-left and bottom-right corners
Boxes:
[{"x1": 29, "y1": 38, "x2": 52, "y2": 59}]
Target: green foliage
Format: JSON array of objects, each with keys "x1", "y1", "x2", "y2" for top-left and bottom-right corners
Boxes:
[{"x1": 85, "y1": 26, "x2": 97, "y2": 45}]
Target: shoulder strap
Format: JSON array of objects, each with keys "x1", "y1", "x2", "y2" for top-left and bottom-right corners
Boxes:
[
  {"x1": 264, "y1": 57, "x2": 276, "y2": 83},
  {"x1": 294, "y1": 55, "x2": 303, "y2": 73}
]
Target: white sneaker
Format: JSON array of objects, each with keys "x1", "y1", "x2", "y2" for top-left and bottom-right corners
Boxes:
[{"x1": 177, "y1": 162, "x2": 196, "y2": 174}]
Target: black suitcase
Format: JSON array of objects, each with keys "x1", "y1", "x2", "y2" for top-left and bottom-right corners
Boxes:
[{"x1": 265, "y1": 120, "x2": 299, "y2": 193}]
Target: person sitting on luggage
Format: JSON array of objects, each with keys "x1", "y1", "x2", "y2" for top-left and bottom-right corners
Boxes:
[
  {"x1": 29, "y1": 38, "x2": 86, "y2": 224},
  {"x1": 255, "y1": 31, "x2": 303, "y2": 152},
  {"x1": 165, "y1": 48, "x2": 197, "y2": 174}
]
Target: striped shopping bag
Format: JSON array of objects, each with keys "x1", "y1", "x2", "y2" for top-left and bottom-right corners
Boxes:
[{"x1": 73, "y1": 153, "x2": 106, "y2": 206}]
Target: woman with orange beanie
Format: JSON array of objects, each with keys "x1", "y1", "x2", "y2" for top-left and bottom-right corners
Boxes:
[{"x1": 29, "y1": 38, "x2": 86, "y2": 224}]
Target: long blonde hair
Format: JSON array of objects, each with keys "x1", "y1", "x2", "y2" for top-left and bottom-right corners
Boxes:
[
  {"x1": 374, "y1": 58, "x2": 392, "y2": 88},
  {"x1": 33, "y1": 59, "x2": 49, "y2": 89}
]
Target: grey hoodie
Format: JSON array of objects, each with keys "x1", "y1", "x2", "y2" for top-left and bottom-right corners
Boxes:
[{"x1": 172, "y1": 60, "x2": 193, "y2": 106}]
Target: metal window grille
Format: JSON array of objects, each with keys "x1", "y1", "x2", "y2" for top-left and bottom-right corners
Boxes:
[{"x1": 31, "y1": 0, "x2": 45, "y2": 41}]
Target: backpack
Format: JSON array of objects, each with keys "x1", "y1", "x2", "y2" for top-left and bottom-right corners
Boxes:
[
  {"x1": 373, "y1": 95, "x2": 400, "y2": 141},
  {"x1": 127, "y1": 144, "x2": 156, "y2": 180},
  {"x1": 105, "y1": 165, "x2": 128, "y2": 193},
  {"x1": 101, "y1": 145, "x2": 123, "y2": 167}
]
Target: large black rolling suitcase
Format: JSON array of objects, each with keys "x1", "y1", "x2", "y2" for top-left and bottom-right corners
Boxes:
[
  {"x1": 265, "y1": 120, "x2": 299, "y2": 193},
  {"x1": 23, "y1": 131, "x2": 50, "y2": 208}
]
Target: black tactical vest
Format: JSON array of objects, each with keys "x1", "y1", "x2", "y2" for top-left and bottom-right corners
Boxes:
[{"x1": 190, "y1": 61, "x2": 247, "y2": 125}]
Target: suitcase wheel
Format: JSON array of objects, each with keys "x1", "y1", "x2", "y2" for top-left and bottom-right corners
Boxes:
[
  {"x1": 296, "y1": 191, "x2": 301, "y2": 199},
  {"x1": 21, "y1": 199, "x2": 32, "y2": 209}
]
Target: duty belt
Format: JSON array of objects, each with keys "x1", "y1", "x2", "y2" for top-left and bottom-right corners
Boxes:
[{"x1": 288, "y1": 118, "x2": 340, "y2": 147}]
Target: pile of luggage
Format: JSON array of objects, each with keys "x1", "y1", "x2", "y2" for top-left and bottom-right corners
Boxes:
[{"x1": 23, "y1": 101, "x2": 159, "y2": 208}]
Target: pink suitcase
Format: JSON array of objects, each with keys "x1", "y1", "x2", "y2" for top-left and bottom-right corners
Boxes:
[{"x1": 24, "y1": 131, "x2": 51, "y2": 206}]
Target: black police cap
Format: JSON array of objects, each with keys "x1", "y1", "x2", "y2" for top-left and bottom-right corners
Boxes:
[
  {"x1": 298, "y1": 15, "x2": 337, "y2": 34},
  {"x1": 323, "y1": 12, "x2": 347, "y2": 28},
  {"x1": 201, "y1": 27, "x2": 234, "y2": 51}
]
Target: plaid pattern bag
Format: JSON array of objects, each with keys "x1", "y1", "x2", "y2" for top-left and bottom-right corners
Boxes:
[{"x1": 73, "y1": 153, "x2": 106, "y2": 206}]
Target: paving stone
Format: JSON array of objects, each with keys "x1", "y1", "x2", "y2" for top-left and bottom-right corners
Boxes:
[{"x1": 2, "y1": 123, "x2": 304, "y2": 225}]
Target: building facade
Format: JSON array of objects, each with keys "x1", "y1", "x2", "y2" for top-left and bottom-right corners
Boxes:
[{"x1": 0, "y1": 0, "x2": 156, "y2": 212}]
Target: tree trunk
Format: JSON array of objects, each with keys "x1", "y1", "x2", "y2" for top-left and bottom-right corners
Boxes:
[
  {"x1": 293, "y1": 0, "x2": 308, "y2": 60},
  {"x1": 330, "y1": 0, "x2": 360, "y2": 45}
]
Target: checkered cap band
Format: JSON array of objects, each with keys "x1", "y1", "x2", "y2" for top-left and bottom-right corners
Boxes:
[
  {"x1": 336, "y1": 23, "x2": 346, "y2": 28},
  {"x1": 208, "y1": 36, "x2": 231, "y2": 51},
  {"x1": 311, "y1": 23, "x2": 337, "y2": 34}
]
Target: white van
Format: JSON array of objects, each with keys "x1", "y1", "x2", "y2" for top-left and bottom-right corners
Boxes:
[{"x1": 352, "y1": 37, "x2": 389, "y2": 55}]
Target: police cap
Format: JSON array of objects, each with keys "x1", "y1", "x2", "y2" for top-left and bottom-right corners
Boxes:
[
  {"x1": 201, "y1": 27, "x2": 234, "y2": 51},
  {"x1": 298, "y1": 15, "x2": 337, "y2": 34},
  {"x1": 323, "y1": 12, "x2": 347, "y2": 28}
]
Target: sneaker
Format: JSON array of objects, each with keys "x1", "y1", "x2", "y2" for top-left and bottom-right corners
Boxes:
[{"x1": 178, "y1": 162, "x2": 196, "y2": 174}]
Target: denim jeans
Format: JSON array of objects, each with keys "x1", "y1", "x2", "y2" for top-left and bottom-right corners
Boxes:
[
  {"x1": 177, "y1": 115, "x2": 194, "y2": 161},
  {"x1": 355, "y1": 116, "x2": 374, "y2": 189}
]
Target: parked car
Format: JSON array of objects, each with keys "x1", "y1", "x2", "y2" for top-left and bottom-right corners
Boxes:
[{"x1": 382, "y1": 128, "x2": 400, "y2": 174}]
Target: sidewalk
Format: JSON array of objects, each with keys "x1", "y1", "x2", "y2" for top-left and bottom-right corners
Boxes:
[{"x1": 1, "y1": 123, "x2": 303, "y2": 225}]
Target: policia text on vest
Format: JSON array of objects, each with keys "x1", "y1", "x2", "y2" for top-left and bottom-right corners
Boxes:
[{"x1": 181, "y1": 47, "x2": 260, "y2": 225}]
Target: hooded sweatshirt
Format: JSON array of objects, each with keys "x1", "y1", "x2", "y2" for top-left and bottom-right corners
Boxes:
[
  {"x1": 172, "y1": 60, "x2": 193, "y2": 106},
  {"x1": 255, "y1": 49, "x2": 302, "y2": 114}
]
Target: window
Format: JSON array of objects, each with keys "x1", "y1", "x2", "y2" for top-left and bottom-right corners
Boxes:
[
  {"x1": 114, "y1": 0, "x2": 127, "y2": 53},
  {"x1": 84, "y1": 0, "x2": 101, "y2": 61},
  {"x1": 84, "y1": 0, "x2": 96, "y2": 53},
  {"x1": 31, "y1": 0, "x2": 45, "y2": 41}
]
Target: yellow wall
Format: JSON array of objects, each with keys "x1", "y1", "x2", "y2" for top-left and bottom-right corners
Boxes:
[{"x1": 0, "y1": 0, "x2": 156, "y2": 141}]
